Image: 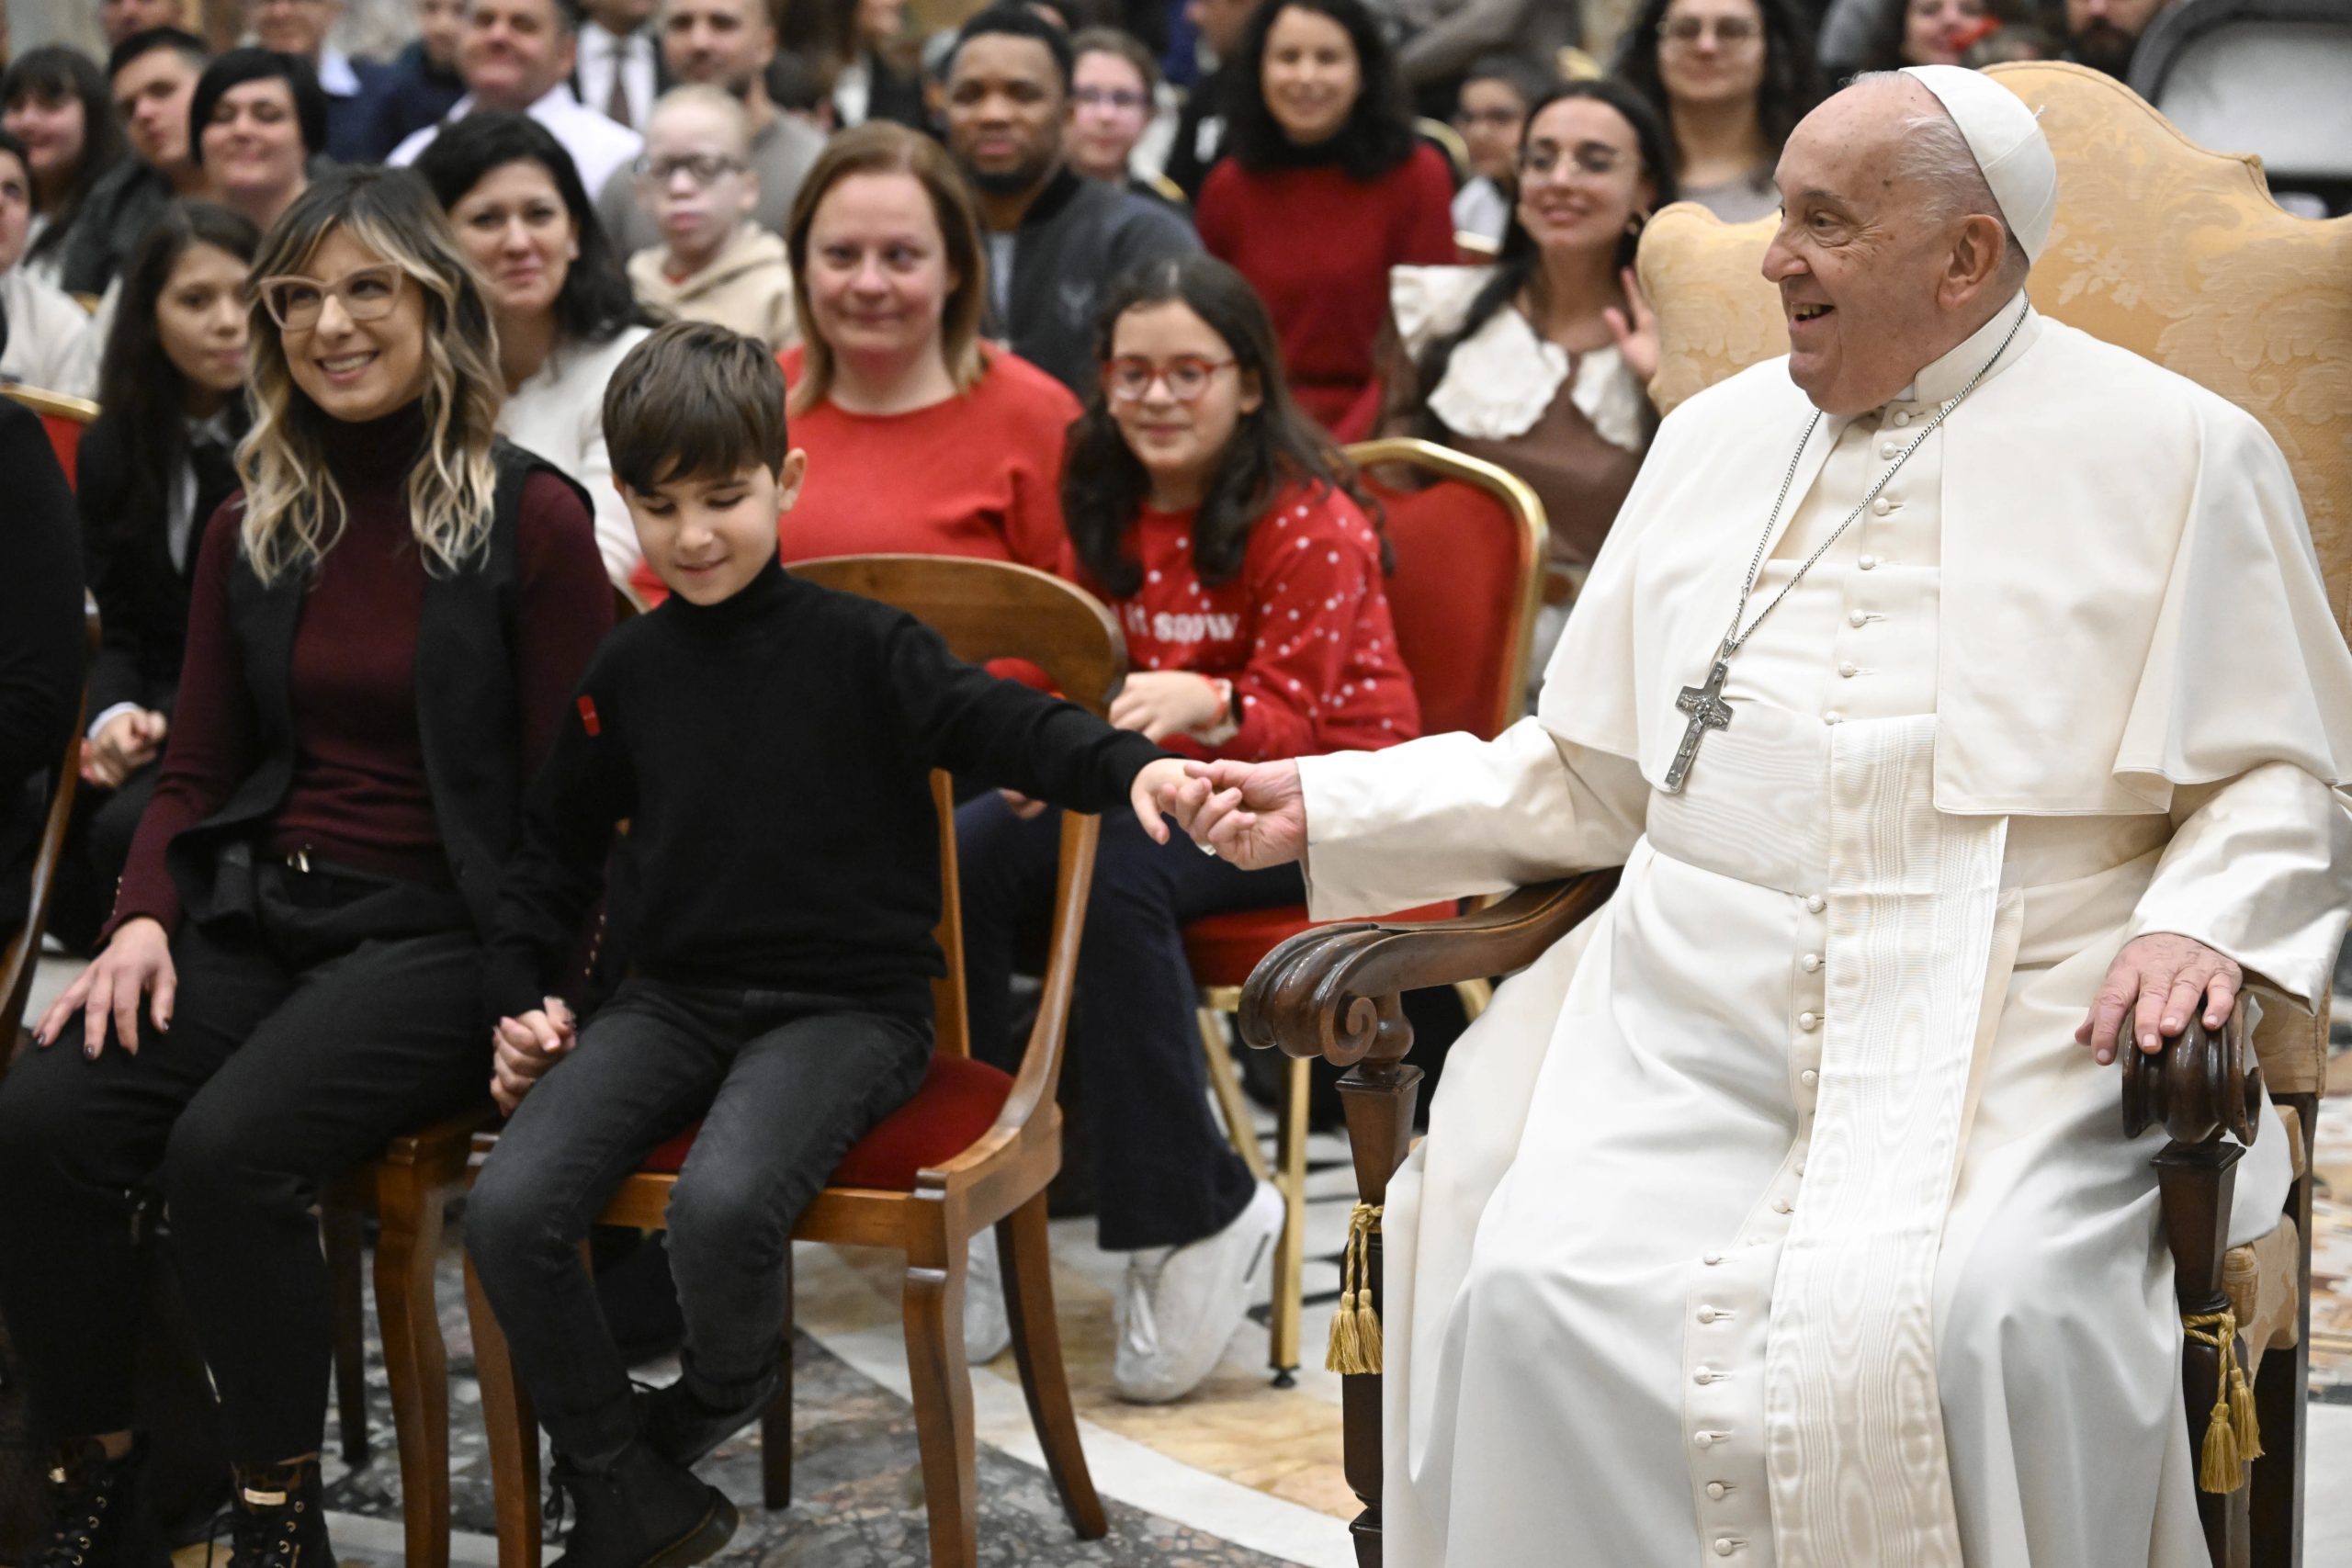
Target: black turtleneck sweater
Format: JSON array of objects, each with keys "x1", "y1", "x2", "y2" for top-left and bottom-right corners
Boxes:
[
  {"x1": 485, "y1": 558, "x2": 1167, "y2": 1020},
  {"x1": 113, "y1": 401, "x2": 608, "y2": 931}
]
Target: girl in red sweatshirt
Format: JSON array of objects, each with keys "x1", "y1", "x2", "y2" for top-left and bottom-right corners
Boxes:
[{"x1": 956, "y1": 253, "x2": 1419, "y2": 1406}]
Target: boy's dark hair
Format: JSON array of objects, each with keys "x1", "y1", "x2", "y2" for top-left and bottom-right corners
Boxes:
[
  {"x1": 108, "y1": 27, "x2": 209, "y2": 82},
  {"x1": 1458, "y1": 52, "x2": 1555, "y2": 112},
  {"x1": 1063, "y1": 252, "x2": 1386, "y2": 596},
  {"x1": 947, "y1": 5, "x2": 1076, "y2": 93},
  {"x1": 190, "y1": 49, "x2": 331, "y2": 163},
  {"x1": 604, "y1": 321, "x2": 790, "y2": 493}
]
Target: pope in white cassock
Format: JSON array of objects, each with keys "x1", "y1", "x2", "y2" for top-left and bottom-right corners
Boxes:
[{"x1": 1159, "y1": 64, "x2": 2352, "y2": 1567}]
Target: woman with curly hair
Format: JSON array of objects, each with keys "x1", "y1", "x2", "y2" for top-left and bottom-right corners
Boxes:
[
  {"x1": 1194, "y1": 0, "x2": 1457, "y2": 439},
  {"x1": 0, "y1": 166, "x2": 611, "y2": 1568},
  {"x1": 1614, "y1": 0, "x2": 1821, "y2": 222}
]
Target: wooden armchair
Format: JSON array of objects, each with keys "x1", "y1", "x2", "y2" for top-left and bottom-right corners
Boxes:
[
  {"x1": 1243, "y1": 62, "x2": 2350, "y2": 1568},
  {"x1": 0, "y1": 386, "x2": 98, "y2": 492},
  {"x1": 463, "y1": 555, "x2": 1114, "y2": 1568},
  {"x1": 1, "y1": 597, "x2": 101, "y2": 1057}
]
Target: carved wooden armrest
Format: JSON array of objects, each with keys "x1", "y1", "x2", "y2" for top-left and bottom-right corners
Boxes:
[
  {"x1": 2120, "y1": 997, "x2": 2260, "y2": 1147},
  {"x1": 1238, "y1": 870, "x2": 1622, "y2": 1070}
]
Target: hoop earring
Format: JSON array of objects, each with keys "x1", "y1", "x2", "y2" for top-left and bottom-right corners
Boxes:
[{"x1": 1626, "y1": 209, "x2": 1652, "y2": 237}]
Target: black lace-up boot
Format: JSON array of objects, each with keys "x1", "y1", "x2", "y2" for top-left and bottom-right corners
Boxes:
[
  {"x1": 222, "y1": 1459, "x2": 334, "y2": 1568},
  {"x1": 636, "y1": 1363, "x2": 779, "y2": 1470},
  {"x1": 546, "y1": 1440, "x2": 737, "y2": 1568},
  {"x1": 35, "y1": 1438, "x2": 169, "y2": 1568}
]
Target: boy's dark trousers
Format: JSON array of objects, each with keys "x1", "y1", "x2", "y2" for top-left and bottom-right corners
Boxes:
[
  {"x1": 954, "y1": 796, "x2": 1296, "y2": 1254},
  {"x1": 0, "y1": 862, "x2": 483, "y2": 1464},
  {"x1": 464, "y1": 980, "x2": 933, "y2": 1463}
]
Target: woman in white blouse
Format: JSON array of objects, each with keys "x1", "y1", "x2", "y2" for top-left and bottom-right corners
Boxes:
[
  {"x1": 1383, "y1": 79, "x2": 1676, "y2": 677},
  {"x1": 418, "y1": 111, "x2": 653, "y2": 584}
]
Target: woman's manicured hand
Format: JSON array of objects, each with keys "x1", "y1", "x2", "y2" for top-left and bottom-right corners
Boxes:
[
  {"x1": 1110, "y1": 671, "x2": 1227, "y2": 742},
  {"x1": 35, "y1": 916, "x2": 175, "y2": 1059}
]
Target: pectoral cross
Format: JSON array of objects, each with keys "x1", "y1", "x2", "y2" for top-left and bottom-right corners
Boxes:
[{"x1": 1665, "y1": 651, "x2": 1734, "y2": 794}]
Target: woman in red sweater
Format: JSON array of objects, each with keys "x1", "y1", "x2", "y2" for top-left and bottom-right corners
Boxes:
[
  {"x1": 0, "y1": 169, "x2": 611, "y2": 1565},
  {"x1": 628, "y1": 122, "x2": 1077, "y2": 606},
  {"x1": 957, "y1": 253, "x2": 1419, "y2": 1405},
  {"x1": 1194, "y1": 0, "x2": 1457, "y2": 441}
]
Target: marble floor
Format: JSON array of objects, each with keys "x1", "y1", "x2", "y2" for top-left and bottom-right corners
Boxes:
[{"x1": 15, "y1": 954, "x2": 2352, "y2": 1566}]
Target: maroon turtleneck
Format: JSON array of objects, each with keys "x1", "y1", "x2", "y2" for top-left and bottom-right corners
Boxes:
[{"x1": 110, "y1": 400, "x2": 610, "y2": 934}]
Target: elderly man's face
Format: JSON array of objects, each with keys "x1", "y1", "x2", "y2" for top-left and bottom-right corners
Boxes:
[
  {"x1": 462, "y1": 0, "x2": 577, "y2": 110},
  {"x1": 1761, "y1": 78, "x2": 2006, "y2": 415}
]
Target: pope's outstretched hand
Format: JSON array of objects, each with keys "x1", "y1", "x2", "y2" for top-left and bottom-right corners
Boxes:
[{"x1": 1156, "y1": 759, "x2": 1307, "y2": 869}]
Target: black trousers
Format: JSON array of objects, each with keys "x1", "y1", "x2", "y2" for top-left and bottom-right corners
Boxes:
[
  {"x1": 0, "y1": 863, "x2": 485, "y2": 1465},
  {"x1": 464, "y1": 980, "x2": 933, "y2": 1464},
  {"x1": 955, "y1": 795, "x2": 1291, "y2": 1253}
]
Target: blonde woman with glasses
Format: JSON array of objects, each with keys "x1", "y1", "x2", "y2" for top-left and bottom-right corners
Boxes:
[{"x1": 0, "y1": 166, "x2": 612, "y2": 1568}]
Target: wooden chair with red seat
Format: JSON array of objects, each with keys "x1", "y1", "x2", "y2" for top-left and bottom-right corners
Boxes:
[
  {"x1": 1188, "y1": 437, "x2": 1546, "y2": 1385},
  {"x1": 1, "y1": 596, "x2": 102, "y2": 1060},
  {"x1": 0, "y1": 385, "x2": 99, "y2": 491},
  {"x1": 463, "y1": 554, "x2": 1114, "y2": 1568},
  {"x1": 1238, "y1": 62, "x2": 2349, "y2": 1568}
]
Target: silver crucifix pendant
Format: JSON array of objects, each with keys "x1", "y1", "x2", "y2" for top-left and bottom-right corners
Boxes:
[{"x1": 1664, "y1": 648, "x2": 1735, "y2": 794}]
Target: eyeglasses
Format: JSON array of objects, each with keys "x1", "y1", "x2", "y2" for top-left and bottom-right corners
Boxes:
[
  {"x1": 633, "y1": 152, "x2": 748, "y2": 186},
  {"x1": 1103, "y1": 355, "x2": 1236, "y2": 402},
  {"x1": 1074, "y1": 85, "x2": 1148, "y2": 112},
  {"x1": 1519, "y1": 141, "x2": 1629, "y2": 179},
  {"x1": 255, "y1": 263, "x2": 407, "y2": 332},
  {"x1": 1658, "y1": 14, "x2": 1761, "y2": 46}
]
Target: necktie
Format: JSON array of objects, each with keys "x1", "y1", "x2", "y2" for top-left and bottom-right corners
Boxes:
[
  {"x1": 185, "y1": 435, "x2": 240, "y2": 574},
  {"x1": 605, "y1": 37, "x2": 633, "y2": 129}
]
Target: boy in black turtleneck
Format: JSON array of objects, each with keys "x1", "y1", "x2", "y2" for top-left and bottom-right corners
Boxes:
[{"x1": 466, "y1": 322, "x2": 1191, "y2": 1568}]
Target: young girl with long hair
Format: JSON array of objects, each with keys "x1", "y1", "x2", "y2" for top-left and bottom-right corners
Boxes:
[
  {"x1": 957, "y1": 253, "x2": 1420, "y2": 1405},
  {"x1": 51, "y1": 201, "x2": 260, "y2": 953},
  {"x1": 0, "y1": 167, "x2": 612, "y2": 1568}
]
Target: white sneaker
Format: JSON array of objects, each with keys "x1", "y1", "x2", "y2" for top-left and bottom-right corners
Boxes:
[
  {"x1": 963, "y1": 1232, "x2": 1014, "y2": 1366},
  {"x1": 1112, "y1": 1181, "x2": 1284, "y2": 1404}
]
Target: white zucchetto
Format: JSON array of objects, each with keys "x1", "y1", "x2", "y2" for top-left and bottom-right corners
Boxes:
[{"x1": 1900, "y1": 63, "x2": 2058, "y2": 261}]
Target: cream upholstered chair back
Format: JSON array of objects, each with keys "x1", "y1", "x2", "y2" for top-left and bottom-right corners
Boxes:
[{"x1": 1633, "y1": 59, "x2": 2352, "y2": 1092}]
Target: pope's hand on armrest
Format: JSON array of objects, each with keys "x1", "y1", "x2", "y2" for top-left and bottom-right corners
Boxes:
[{"x1": 1159, "y1": 758, "x2": 1307, "y2": 870}]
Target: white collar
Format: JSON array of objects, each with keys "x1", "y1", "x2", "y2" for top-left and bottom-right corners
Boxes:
[
  {"x1": 451, "y1": 83, "x2": 589, "y2": 124},
  {"x1": 1892, "y1": 290, "x2": 2038, "y2": 410},
  {"x1": 315, "y1": 48, "x2": 359, "y2": 96}
]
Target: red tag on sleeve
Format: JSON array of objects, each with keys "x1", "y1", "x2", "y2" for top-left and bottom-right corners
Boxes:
[{"x1": 577, "y1": 695, "x2": 601, "y2": 736}]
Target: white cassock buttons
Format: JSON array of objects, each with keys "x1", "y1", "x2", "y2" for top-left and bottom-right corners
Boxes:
[
  {"x1": 1838, "y1": 662, "x2": 1859, "y2": 678},
  {"x1": 1849, "y1": 609, "x2": 1869, "y2": 627},
  {"x1": 1880, "y1": 440, "x2": 1900, "y2": 459},
  {"x1": 1694, "y1": 1429, "x2": 1724, "y2": 1448},
  {"x1": 1871, "y1": 498, "x2": 1893, "y2": 515},
  {"x1": 1892, "y1": 410, "x2": 1912, "y2": 427},
  {"x1": 1772, "y1": 1198, "x2": 1793, "y2": 1213},
  {"x1": 1716, "y1": 1539, "x2": 1739, "y2": 1557},
  {"x1": 1798, "y1": 1011, "x2": 1819, "y2": 1031},
  {"x1": 1805, "y1": 895, "x2": 1826, "y2": 913},
  {"x1": 1697, "y1": 1304, "x2": 1720, "y2": 1322},
  {"x1": 1694, "y1": 1366, "x2": 1720, "y2": 1384},
  {"x1": 1859, "y1": 554, "x2": 1877, "y2": 570},
  {"x1": 1702, "y1": 1252, "x2": 1724, "y2": 1266},
  {"x1": 1706, "y1": 1482, "x2": 1728, "y2": 1500},
  {"x1": 1802, "y1": 953, "x2": 1822, "y2": 972},
  {"x1": 1801, "y1": 1068, "x2": 1820, "y2": 1086},
  {"x1": 1823, "y1": 711, "x2": 1843, "y2": 726}
]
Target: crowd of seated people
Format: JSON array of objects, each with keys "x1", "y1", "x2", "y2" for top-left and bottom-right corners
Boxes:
[{"x1": 0, "y1": 0, "x2": 2264, "y2": 1563}]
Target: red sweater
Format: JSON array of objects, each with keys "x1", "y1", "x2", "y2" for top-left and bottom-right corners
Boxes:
[
  {"x1": 1195, "y1": 145, "x2": 1456, "y2": 440},
  {"x1": 1088, "y1": 482, "x2": 1419, "y2": 761},
  {"x1": 114, "y1": 409, "x2": 610, "y2": 933},
  {"x1": 632, "y1": 345, "x2": 1080, "y2": 605}
]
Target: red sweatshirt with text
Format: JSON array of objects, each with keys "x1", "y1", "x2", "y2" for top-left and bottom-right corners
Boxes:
[{"x1": 1089, "y1": 481, "x2": 1419, "y2": 761}]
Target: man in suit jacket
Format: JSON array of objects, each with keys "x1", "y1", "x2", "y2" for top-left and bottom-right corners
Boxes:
[
  {"x1": 250, "y1": 0, "x2": 401, "y2": 164},
  {"x1": 572, "y1": 0, "x2": 670, "y2": 130}
]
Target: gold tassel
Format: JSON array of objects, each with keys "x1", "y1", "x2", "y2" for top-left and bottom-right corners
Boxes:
[
  {"x1": 1325, "y1": 1203, "x2": 1385, "y2": 1375},
  {"x1": 2183, "y1": 1309, "x2": 2260, "y2": 1492}
]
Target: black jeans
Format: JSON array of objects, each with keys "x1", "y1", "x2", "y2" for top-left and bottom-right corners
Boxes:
[
  {"x1": 0, "y1": 863, "x2": 483, "y2": 1464},
  {"x1": 954, "y1": 795, "x2": 1294, "y2": 1253},
  {"x1": 464, "y1": 980, "x2": 933, "y2": 1464}
]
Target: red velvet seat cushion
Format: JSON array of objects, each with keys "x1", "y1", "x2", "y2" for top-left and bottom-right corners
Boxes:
[
  {"x1": 638, "y1": 1051, "x2": 1013, "y2": 1190},
  {"x1": 1182, "y1": 900, "x2": 1459, "y2": 987}
]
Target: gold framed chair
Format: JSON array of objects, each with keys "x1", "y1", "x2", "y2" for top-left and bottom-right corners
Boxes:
[{"x1": 1243, "y1": 62, "x2": 2350, "y2": 1566}]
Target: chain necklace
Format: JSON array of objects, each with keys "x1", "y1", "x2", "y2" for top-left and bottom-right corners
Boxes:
[{"x1": 1662, "y1": 298, "x2": 2030, "y2": 794}]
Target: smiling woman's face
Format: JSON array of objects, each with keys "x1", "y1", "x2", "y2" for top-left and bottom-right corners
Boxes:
[
  {"x1": 448, "y1": 157, "x2": 577, "y2": 321},
  {"x1": 276, "y1": 226, "x2": 430, "y2": 423},
  {"x1": 1261, "y1": 6, "x2": 1360, "y2": 148}
]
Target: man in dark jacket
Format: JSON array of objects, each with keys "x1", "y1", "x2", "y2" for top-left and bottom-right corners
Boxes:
[
  {"x1": 62, "y1": 28, "x2": 208, "y2": 298},
  {"x1": 943, "y1": 6, "x2": 1197, "y2": 399},
  {"x1": 0, "y1": 381, "x2": 88, "y2": 937}
]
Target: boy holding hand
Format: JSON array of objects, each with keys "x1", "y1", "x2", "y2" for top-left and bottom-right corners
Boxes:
[{"x1": 466, "y1": 321, "x2": 1190, "y2": 1568}]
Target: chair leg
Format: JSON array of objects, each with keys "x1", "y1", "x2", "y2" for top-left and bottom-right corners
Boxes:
[
  {"x1": 322, "y1": 1199, "x2": 371, "y2": 1468},
  {"x1": 374, "y1": 1167, "x2": 452, "y2": 1568},
  {"x1": 758, "y1": 1247, "x2": 794, "y2": 1511},
  {"x1": 997, "y1": 1193, "x2": 1106, "y2": 1540},
  {"x1": 1268, "y1": 1055, "x2": 1310, "y2": 1386},
  {"x1": 464, "y1": 1250, "x2": 542, "y2": 1568},
  {"x1": 1198, "y1": 1004, "x2": 1270, "y2": 1184},
  {"x1": 902, "y1": 1224, "x2": 978, "y2": 1568}
]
